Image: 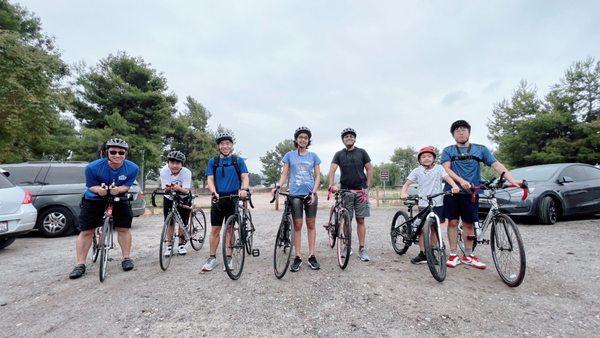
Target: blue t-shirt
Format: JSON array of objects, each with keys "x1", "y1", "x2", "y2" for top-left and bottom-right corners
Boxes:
[
  {"x1": 206, "y1": 156, "x2": 249, "y2": 195},
  {"x1": 84, "y1": 158, "x2": 139, "y2": 199},
  {"x1": 441, "y1": 144, "x2": 496, "y2": 193},
  {"x1": 282, "y1": 150, "x2": 321, "y2": 196}
]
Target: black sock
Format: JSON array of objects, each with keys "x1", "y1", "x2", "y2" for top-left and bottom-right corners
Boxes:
[
  {"x1": 210, "y1": 255, "x2": 216, "y2": 258},
  {"x1": 359, "y1": 246, "x2": 364, "y2": 250}
]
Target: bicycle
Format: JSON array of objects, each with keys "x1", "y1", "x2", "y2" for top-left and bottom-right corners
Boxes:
[
  {"x1": 220, "y1": 192, "x2": 260, "y2": 280},
  {"x1": 390, "y1": 191, "x2": 452, "y2": 282},
  {"x1": 457, "y1": 172, "x2": 529, "y2": 287},
  {"x1": 151, "y1": 189, "x2": 207, "y2": 271},
  {"x1": 270, "y1": 191, "x2": 310, "y2": 279},
  {"x1": 325, "y1": 188, "x2": 359, "y2": 270},
  {"x1": 97, "y1": 191, "x2": 134, "y2": 283}
]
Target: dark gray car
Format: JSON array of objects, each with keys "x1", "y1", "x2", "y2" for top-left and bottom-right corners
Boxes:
[
  {"x1": 2, "y1": 161, "x2": 146, "y2": 237},
  {"x1": 479, "y1": 163, "x2": 600, "y2": 224}
]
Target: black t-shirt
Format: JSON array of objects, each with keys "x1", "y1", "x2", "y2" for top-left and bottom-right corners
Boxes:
[{"x1": 332, "y1": 147, "x2": 371, "y2": 189}]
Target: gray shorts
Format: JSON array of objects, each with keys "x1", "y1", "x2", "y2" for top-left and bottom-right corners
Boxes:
[{"x1": 344, "y1": 192, "x2": 370, "y2": 218}]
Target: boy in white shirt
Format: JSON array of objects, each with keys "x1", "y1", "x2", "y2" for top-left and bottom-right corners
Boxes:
[{"x1": 401, "y1": 146, "x2": 459, "y2": 264}]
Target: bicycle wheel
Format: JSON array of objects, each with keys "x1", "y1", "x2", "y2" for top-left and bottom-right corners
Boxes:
[
  {"x1": 159, "y1": 212, "x2": 175, "y2": 271},
  {"x1": 99, "y1": 218, "x2": 111, "y2": 283},
  {"x1": 390, "y1": 210, "x2": 411, "y2": 255},
  {"x1": 327, "y1": 206, "x2": 337, "y2": 248},
  {"x1": 336, "y1": 211, "x2": 352, "y2": 269},
  {"x1": 423, "y1": 216, "x2": 447, "y2": 282},
  {"x1": 244, "y1": 211, "x2": 254, "y2": 255},
  {"x1": 91, "y1": 227, "x2": 101, "y2": 263},
  {"x1": 189, "y1": 208, "x2": 207, "y2": 251},
  {"x1": 491, "y1": 214, "x2": 526, "y2": 287},
  {"x1": 222, "y1": 215, "x2": 245, "y2": 280},
  {"x1": 273, "y1": 214, "x2": 293, "y2": 279},
  {"x1": 457, "y1": 221, "x2": 478, "y2": 254}
]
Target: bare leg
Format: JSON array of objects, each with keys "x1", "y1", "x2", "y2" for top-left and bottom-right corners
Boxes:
[
  {"x1": 116, "y1": 227, "x2": 132, "y2": 258},
  {"x1": 293, "y1": 219, "x2": 303, "y2": 257},
  {"x1": 306, "y1": 217, "x2": 316, "y2": 256},
  {"x1": 75, "y1": 229, "x2": 95, "y2": 264}
]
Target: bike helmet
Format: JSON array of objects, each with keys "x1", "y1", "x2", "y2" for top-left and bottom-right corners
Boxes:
[
  {"x1": 105, "y1": 137, "x2": 129, "y2": 150},
  {"x1": 417, "y1": 146, "x2": 436, "y2": 161},
  {"x1": 167, "y1": 150, "x2": 186, "y2": 163},
  {"x1": 450, "y1": 120, "x2": 471, "y2": 134},
  {"x1": 294, "y1": 126, "x2": 312, "y2": 139},
  {"x1": 341, "y1": 127, "x2": 357, "y2": 139},
  {"x1": 215, "y1": 131, "x2": 234, "y2": 144}
]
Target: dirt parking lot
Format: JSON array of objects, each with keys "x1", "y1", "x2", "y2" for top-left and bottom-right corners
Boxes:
[{"x1": 1, "y1": 192, "x2": 599, "y2": 337}]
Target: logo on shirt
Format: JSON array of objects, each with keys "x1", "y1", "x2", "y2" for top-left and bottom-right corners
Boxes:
[{"x1": 118, "y1": 175, "x2": 127, "y2": 181}]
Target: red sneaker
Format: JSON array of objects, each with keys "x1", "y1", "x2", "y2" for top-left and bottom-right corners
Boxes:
[
  {"x1": 446, "y1": 254, "x2": 461, "y2": 268},
  {"x1": 460, "y1": 254, "x2": 486, "y2": 270}
]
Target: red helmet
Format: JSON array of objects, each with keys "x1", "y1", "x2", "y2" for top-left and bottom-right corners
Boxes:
[{"x1": 417, "y1": 146, "x2": 436, "y2": 161}]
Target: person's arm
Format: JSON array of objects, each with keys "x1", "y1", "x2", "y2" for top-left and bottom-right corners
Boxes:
[
  {"x1": 442, "y1": 162, "x2": 471, "y2": 191},
  {"x1": 239, "y1": 173, "x2": 250, "y2": 198},
  {"x1": 401, "y1": 179, "x2": 414, "y2": 199},
  {"x1": 312, "y1": 164, "x2": 321, "y2": 195},
  {"x1": 271, "y1": 163, "x2": 290, "y2": 196},
  {"x1": 491, "y1": 161, "x2": 522, "y2": 186},
  {"x1": 327, "y1": 163, "x2": 339, "y2": 191},
  {"x1": 443, "y1": 175, "x2": 460, "y2": 194},
  {"x1": 207, "y1": 175, "x2": 218, "y2": 199},
  {"x1": 365, "y1": 162, "x2": 373, "y2": 188}
]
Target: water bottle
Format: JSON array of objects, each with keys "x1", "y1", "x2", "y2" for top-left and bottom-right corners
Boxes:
[{"x1": 412, "y1": 218, "x2": 421, "y2": 235}]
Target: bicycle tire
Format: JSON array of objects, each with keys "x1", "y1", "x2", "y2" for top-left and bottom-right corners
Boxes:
[
  {"x1": 189, "y1": 208, "x2": 207, "y2": 251},
  {"x1": 423, "y1": 216, "x2": 447, "y2": 282},
  {"x1": 222, "y1": 215, "x2": 245, "y2": 280},
  {"x1": 491, "y1": 214, "x2": 526, "y2": 287},
  {"x1": 159, "y1": 212, "x2": 175, "y2": 271},
  {"x1": 91, "y1": 227, "x2": 100, "y2": 263},
  {"x1": 390, "y1": 210, "x2": 411, "y2": 255},
  {"x1": 244, "y1": 210, "x2": 254, "y2": 255},
  {"x1": 99, "y1": 217, "x2": 111, "y2": 283},
  {"x1": 273, "y1": 214, "x2": 294, "y2": 279},
  {"x1": 336, "y1": 211, "x2": 352, "y2": 269},
  {"x1": 327, "y1": 206, "x2": 336, "y2": 248}
]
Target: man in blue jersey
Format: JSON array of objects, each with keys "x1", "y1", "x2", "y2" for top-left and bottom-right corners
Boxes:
[
  {"x1": 201, "y1": 131, "x2": 250, "y2": 272},
  {"x1": 441, "y1": 120, "x2": 522, "y2": 270},
  {"x1": 69, "y1": 138, "x2": 139, "y2": 279}
]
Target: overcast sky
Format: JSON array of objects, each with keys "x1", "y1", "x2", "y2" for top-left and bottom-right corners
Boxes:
[{"x1": 18, "y1": 1, "x2": 600, "y2": 172}]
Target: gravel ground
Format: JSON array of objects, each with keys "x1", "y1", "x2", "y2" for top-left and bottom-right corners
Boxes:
[{"x1": 1, "y1": 192, "x2": 599, "y2": 337}]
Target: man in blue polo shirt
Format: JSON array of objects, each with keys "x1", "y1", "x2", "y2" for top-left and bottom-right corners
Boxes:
[
  {"x1": 69, "y1": 138, "x2": 139, "y2": 279},
  {"x1": 201, "y1": 131, "x2": 250, "y2": 272},
  {"x1": 441, "y1": 120, "x2": 522, "y2": 270}
]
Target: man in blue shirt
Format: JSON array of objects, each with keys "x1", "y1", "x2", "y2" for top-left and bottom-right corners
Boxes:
[
  {"x1": 69, "y1": 138, "x2": 139, "y2": 279},
  {"x1": 441, "y1": 120, "x2": 522, "y2": 270},
  {"x1": 201, "y1": 131, "x2": 250, "y2": 272}
]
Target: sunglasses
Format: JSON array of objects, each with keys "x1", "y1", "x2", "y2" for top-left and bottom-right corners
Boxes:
[{"x1": 109, "y1": 150, "x2": 126, "y2": 156}]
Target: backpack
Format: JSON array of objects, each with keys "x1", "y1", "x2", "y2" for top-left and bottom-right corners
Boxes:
[
  {"x1": 450, "y1": 144, "x2": 483, "y2": 163},
  {"x1": 212, "y1": 155, "x2": 242, "y2": 189}
]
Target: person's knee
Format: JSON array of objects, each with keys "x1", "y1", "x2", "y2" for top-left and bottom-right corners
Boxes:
[
  {"x1": 293, "y1": 221, "x2": 303, "y2": 231},
  {"x1": 306, "y1": 220, "x2": 316, "y2": 230},
  {"x1": 211, "y1": 227, "x2": 221, "y2": 236},
  {"x1": 79, "y1": 229, "x2": 94, "y2": 239}
]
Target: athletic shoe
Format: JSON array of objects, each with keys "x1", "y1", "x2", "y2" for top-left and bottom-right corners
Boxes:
[
  {"x1": 290, "y1": 256, "x2": 302, "y2": 272},
  {"x1": 411, "y1": 252, "x2": 427, "y2": 264},
  {"x1": 201, "y1": 256, "x2": 219, "y2": 271},
  {"x1": 223, "y1": 256, "x2": 234, "y2": 271},
  {"x1": 164, "y1": 245, "x2": 173, "y2": 257},
  {"x1": 308, "y1": 255, "x2": 320, "y2": 270},
  {"x1": 460, "y1": 254, "x2": 487, "y2": 270},
  {"x1": 341, "y1": 246, "x2": 353, "y2": 258},
  {"x1": 68, "y1": 264, "x2": 86, "y2": 279},
  {"x1": 358, "y1": 248, "x2": 370, "y2": 262},
  {"x1": 178, "y1": 244, "x2": 187, "y2": 255},
  {"x1": 446, "y1": 254, "x2": 461, "y2": 268},
  {"x1": 121, "y1": 258, "x2": 134, "y2": 271}
]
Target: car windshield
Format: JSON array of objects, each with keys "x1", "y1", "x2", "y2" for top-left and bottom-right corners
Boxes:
[
  {"x1": 0, "y1": 172, "x2": 14, "y2": 189},
  {"x1": 509, "y1": 165, "x2": 561, "y2": 182}
]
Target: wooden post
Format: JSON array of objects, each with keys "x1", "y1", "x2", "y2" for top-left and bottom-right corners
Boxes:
[{"x1": 376, "y1": 188, "x2": 380, "y2": 207}]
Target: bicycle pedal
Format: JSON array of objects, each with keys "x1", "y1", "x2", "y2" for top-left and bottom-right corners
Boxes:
[
  {"x1": 482, "y1": 239, "x2": 490, "y2": 245},
  {"x1": 252, "y1": 249, "x2": 260, "y2": 257}
]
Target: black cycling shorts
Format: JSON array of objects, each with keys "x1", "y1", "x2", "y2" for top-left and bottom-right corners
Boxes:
[
  {"x1": 290, "y1": 195, "x2": 318, "y2": 220},
  {"x1": 210, "y1": 196, "x2": 236, "y2": 227},
  {"x1": 78, "y1": 199, "x2": 132, "y2": 231}
]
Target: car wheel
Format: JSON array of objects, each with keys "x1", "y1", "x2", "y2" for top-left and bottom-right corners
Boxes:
[
  {"x1": 538, "y1": 196, "x2": 559, "y2": 225},
  {"x1": 38, "y1": 207, "x2": 74, "y2": 237},
  {"x1": 0, "y1": 237, "x2": 16, "y2": 250}
]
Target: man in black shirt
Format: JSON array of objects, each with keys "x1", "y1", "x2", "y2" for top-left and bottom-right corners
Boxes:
[{"x1": 327, "y1": 128, "x2": 374, "y2": 262}]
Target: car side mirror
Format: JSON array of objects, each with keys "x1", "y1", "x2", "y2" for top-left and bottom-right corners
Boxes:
[{"x1": 561, "y1": 176, "x2": 574, "y2": 183}]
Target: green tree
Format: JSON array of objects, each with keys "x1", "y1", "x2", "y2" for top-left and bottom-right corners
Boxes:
[
  {"x1": 390, "y1": 146, "x2": 418, "y2": 182},
  {"x1": 248, "y1": 173, "x2": 262, "y2": 186},
  {"x1": 260, "y1": 139, "x2": 295, "y2": 186},
  {"x1": 73, "y1": 52, "x2": 177, "y2": 180},
  {"x1": 0, "y1": 0, "x2": 74, "y2": 162},
  {"x1": 372, "y1": 162, "x2": 402, "y2": 187}
]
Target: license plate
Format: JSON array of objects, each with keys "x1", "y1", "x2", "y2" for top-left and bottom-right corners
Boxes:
[{"x1": 0, "y1": 221, "x2": 8, "y2": 233}]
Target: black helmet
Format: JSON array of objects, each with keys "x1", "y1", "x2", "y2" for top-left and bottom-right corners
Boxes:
[
  {"x1": 341, "y1": 127, "x2": 356, "y2": 139},
  {"x1": 105, "y1": 137, "x2": 129, "y2": 150},
  {"x1": 294, "y1": 126, "x2": 312, "y2": 139},
  {"x1": 215, "y1": 131, "x2": 234, "y2": 144},
  {"x1": 450, "y1": 120, "x2": 471, "y2": 134},
  {"x1": 167, "y1": 150, "x2": 186, "y2": 163}
]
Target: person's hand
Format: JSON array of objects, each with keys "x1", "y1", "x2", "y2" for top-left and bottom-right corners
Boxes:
[
  {"x1": 239, "y1": 189, "x2": 248, "y2": 199},
  {"x1": 401, "y1": 192, "x2": 409, "y2": 200},
  {"x1": 459, "y1": 179, "x2": 472, "y2": 191},
  {"x1": 308, "y1": 193, "x2": 316, "y2": 205},
  {"x1": 271, "y1": 185, "x2": 280, "y2": 197},
  {"x1": 109, "y1": 185, "x2": 119, "y2": 196},
  {"x1": 97, "y1": 185, "x2": 108, "y2": 197},
  {"x1": 451, "y1": 186, "x2": 460, "y2": 194},
  {"x1": 328, "y1": 185, "x2": 339, "y2": 193},
  {"x1": 511, "y1": 179, "x2": 523, "y2": 187},
  {"x1": 211, "y1": 192, "x2": 219, "y2": 203}
]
